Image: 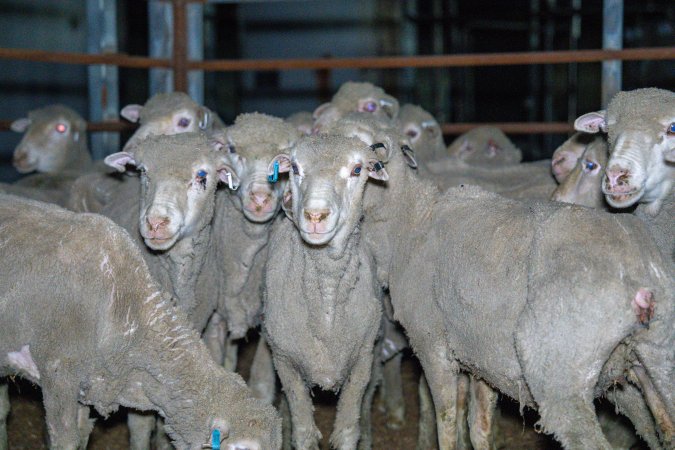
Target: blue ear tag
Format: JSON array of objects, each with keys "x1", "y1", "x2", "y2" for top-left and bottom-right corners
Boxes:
[
  {"x1": 212, "y1": 429, "x2": 221, "y2": 450},
  {"x1": 268, "y1": 160, "x2": 279, "y2": 183}
]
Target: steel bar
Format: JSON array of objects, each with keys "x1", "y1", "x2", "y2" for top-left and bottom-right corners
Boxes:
[
  {"x1": 149, "y1": 0, "x2": 173, "y2": 95},
  {"x1": 172, "y1": 0, "x2": 189, "y2": 92},
  {"x1": 87, "y1": 0, "x2": 120, "y2": 159},
  {"x1": 0, "y1": 48, "x2": 170, "y2": 69},
  {"x1": 602, "y1": 0, "x2": 623, "y2": 107},
  {"x1": 1, "y1": 121, "x2": 571, "y2": 134},
  {"x1": 1, "y1": 47, "x2": 671, "y2": 72},
  {"x1": 187, "y1": 2, "x2": 204, "y2": 103}
]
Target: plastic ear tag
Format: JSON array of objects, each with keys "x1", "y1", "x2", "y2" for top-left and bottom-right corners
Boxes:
[
  {"x1": 369, "y1": 143, "x2": 385, "y2": 152},
  {"x1": 226, "y1": 172, "x2": 237, "y2": 191},
  {"x1": 268, "y1": 160, "x2": 279, "y2": 183},
  {"x1": 372, "y1": 161, "x2": 385, "y2": 172},
  {"x1": 212, "y1": 429, "x2": 221, "y2": 450}
]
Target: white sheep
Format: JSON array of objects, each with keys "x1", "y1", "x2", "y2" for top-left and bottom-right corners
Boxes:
[
  {"x1": 445, "y1": 126, "x2": 523, "y2": 167},
  {"x1": 263, "y1": 135, "x2": 388, "y2": 449},
  {"x1": 0, "y1": 193, "x2": 281, "y2": 450},
  {"x1": 574, "y1": 87, "x2": 674, "y2": 261}
]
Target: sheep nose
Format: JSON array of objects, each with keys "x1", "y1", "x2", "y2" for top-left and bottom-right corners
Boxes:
[
  {"x1": 303, "y1": 208, "x2": 330, "y2": 224},
  {"x1": 605, "y1": 167, "x2": 630, "y2": 188},
  {"x1": 250, "y1": 190, "x2": 271, "y2": 207},
  {"x1": 147, "y1": 216, "x2": 170, "y2": 232}
]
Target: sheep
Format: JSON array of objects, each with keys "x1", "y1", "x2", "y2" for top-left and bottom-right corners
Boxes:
[
  {"x1": 445, "y1": 126, "x2": 522, "y2": 167},
  {"x1": 6, "y1": 105, "x2": 93, "y2": 207},
  {"x1": 100, "y1": 132, "x2": 241, "y2": 449},
  {"x1": 574, "y1": 87, "x2": 674, "y2": 261},
  {"x1": 0, "y1": 193, "x2": 281, "y2": 450},
  {"x1": 355, "y1": 116, "x2": 673, "y2": 449},
  {"x1": 285, "y1": 111, "x2": 314, "y2": 136},
  {"x1": 10, "y1": 104, "x2": 91, "y2": 175},
  {"x1": 551, "y1": 132, "x2": 598, "y2": 183},
  {"x1": 397, "y1": 104, "x2": 446, "y2": 163},
  {"x1": 312, "y1": 81, "x2": 399, "y2": 133},
  {"x1": 121, "y1": 91, "x2": 226, "y2": 150},
  {"x1": 550, "y1": 134, "x2": 609, "y2": 209},
  {"x1": 263, "y1": 135, "x2": 388, "y2": 449},
  {"x1": 193, "y1": 113, "x2": 301, "y2": 404}
]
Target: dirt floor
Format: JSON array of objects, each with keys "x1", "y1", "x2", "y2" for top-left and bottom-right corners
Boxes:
[{"x1": 5, "y1": 335, "x2": 641, "y2": 449}]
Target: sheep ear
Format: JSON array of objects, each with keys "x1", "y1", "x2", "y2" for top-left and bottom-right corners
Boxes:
[
  {"x1": 574, "y1": 111, "x2": 607, "y2": 133},
  {"x1": 217, "y1": 160, "x2": 240, "y2": 190},
  {"x1": 104, "y1": 151, "x2": 137, "y2": 172},
  {"x1": 379, "y1": 97, "x2": 399, "y2": 119},
  {"x1": 400, "y1": 144, "x2": 418, "y2": 169},
  {"x1": 367, "y1": 159, "x2": 389, "y2": 181},
  {"x1": 198, "y1": 107, "x2": 210, "y2": 130},
  {"x1": 312, "y1": 102, "x2": 332, "y2": 120},
  {"x1": 268, "y1": 154, "x2": 291, "y2": 176},
  {"x1": 281, "y1": 183, "x2": 293, "y2": 218},
  {"x1": 120, "y1": 104, "x2": 143, "y2": 123},
  {"x1": 10, "y1": 118, "x2": 31, "y2": 133}
]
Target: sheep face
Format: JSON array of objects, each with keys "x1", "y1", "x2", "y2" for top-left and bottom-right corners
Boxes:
[
  {"x1": 447, "y1": 126, "x2": 522, "y2": 166},
  {"x1": 575, "y1": 88, "x2": 675, "y2": 214},
  {"x1": 11, "y1": 106, "x2": 86, "y2": 174},
  {"x1": 551, "y1": 132, "x2": 595, "y2": 183},
  {"x1": 122, "y1": 92, "x2": 212, "y2": 150},
  {"x1": 104, "y1": 133, "x2": 238, "y2": 251},
  {"x1": 551, "y1": 136, "x2": 608, "y2": 209},
  {"x1": 398, "y1": 104, "x2": 445, "y2": 161},
  {"x1": 269, "y1": 135, "x2": 388, "y2": 245}
]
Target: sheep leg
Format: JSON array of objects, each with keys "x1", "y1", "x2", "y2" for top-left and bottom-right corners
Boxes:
[
  {"x1": 153, "y1": 417, "x2": 172, "y2": 450},
  {"x1": 0, "y1": 384, "x2": 9, "y2": 450},
  {"x1": 223, "y1": 338, "x2": 239, "y2": 372},
  {"x1": 606, "y1": 382, "x2": 662, "y2": 450},
  {"x1": 274, "y1": 356, "x2": 321, "y2": 450},
  {"x1": 380, "y1": 353, "x2": 405, "y2": 430},
  {"x1": 41, "y1": 382, "x2": 83, "y2": 450},
  {"x1": 331, "y1": 349, "x2": 375, "y2": 450},
  {"x1": 278, "y1": 393, "x2": 293, "y2": 450},
  {"x1": 416, "y1": 374, "x2": 438, "y2": 450},
  {"x1": 357, "y1": 353, "x2": 382, "y2": 450},
  {"x1": 467, "y1": 377, "x2": 497, "y2": 450},
  {"x1": 203, "y1": 312, "x2": 227, "y2": 366},
  {"x1": 249, "y1": 336, "x2": 277, "y2": 405},
  {"x1": 455, "y1": 373, "x2": 470, "y2": 450},
  {"x1": 631, "y1": 365, "x2": 674, "y2": 447},
  {"x1": 128, "y1": 411, "x2": 155, "y2": 450},
  {"x1": 76, "y1": 405, "x2": 95, "y2": 449},
  {"x1": 416, "y1": 343, "x2": 459, "y2": 450}
]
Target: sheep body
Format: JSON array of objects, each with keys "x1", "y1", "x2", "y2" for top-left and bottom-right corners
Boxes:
[{"x1": 0, "y1": 194, "x2": 281, "y2": 450}]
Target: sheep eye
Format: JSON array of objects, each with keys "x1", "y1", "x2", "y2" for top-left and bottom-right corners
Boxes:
[
  {"x1": 291, "y1": 163, "x2": 300, "y2": 175},
  {"x1": 583, "y1": 160, "x2": 598, "y2": 172},
  {"x1": 227, "y1": 144, "x2": 236, "y2": 154},
  {"x1": 350, "y1": 164, "x2": 362, "y2": 176},
  {"x1": 196, "y1": 169, "x2": 208, "y2": 189},
  {"x1": 668, "y1": 122, "x2": 675, "y2": 135},
  {"x1": 363, "y1": 101, "x2": 378, "y2": 113},
  {"x1": 55, "y1": 123, "x2": 67, "y2": 133},
  {"x1": 406, "y1": 129, "x2": 419, "y2": 138},
  {"x1": 178, "y1": 117, "x2": 190, "y2": 128}
]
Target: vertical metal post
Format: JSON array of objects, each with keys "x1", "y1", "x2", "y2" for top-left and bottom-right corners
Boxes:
[
  {"x1": 542, "y1": 0, "x2": 556, "y2": 155},
  {"x1": 602, "y1": 0, "x2": 623, "y2": 107},
  {"x1": 187, "y1": 2, "x2": 204, "y2": 103},
  {"x1": 567, "y1": 0, "x2": 581, "y2": 125},
  {"x1": 87, "y1": 0, "x2": 119, "y2": 160},
  {"x1": 172, "y1": 0, "x2": 189, "y2": 93},
  {"x1": 527, "y1": 0, "x2": 541, "y2": 153},
  {"x1": 149, "y1": 0, "x2": 173, "y2": 95}
]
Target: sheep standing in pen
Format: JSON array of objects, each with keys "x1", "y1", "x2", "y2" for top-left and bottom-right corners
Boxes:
[
  {"x1": 550, "y1": 134, "x2": 609, "y2": 209},
  {"x1": 193, "y1": 113, "x2": 301, "y2": 405},
  {"x1": 263, "y1": 135, "x2": 388, "y2": 449},
  {"x1": 0, "y1": 194, "x2": 281, "y2": 450},
  {"x1": 550, "y1": 132, "x2": 599, "y2": 183},
  {"x1": 312, "y1": 81, "x2": 399, "y2": 133},
  {"x1": 445, "y1": 126, "x2": 523, "y2": 167},
  {"x1": 575, "y1": 87, "x2": 675, "y2": 262},
  {"x1": 99, "y1": 133, "x2": 241, "y2": 449},
  {"x1": 1, "y1": 105, "x2": 92, "y2": 206},
  {"x1": 355, "y1": 109, "x2": 673, "y2": 448}
]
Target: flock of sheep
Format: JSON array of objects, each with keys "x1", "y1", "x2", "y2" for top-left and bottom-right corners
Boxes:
[{"x1": 0, "y1": 82, "x2": 673, "y2": 450}]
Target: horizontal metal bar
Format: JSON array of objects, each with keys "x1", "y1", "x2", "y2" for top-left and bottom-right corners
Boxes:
[
  {"x1": 191, "y1": 47, "x2": 675, "y2": 72},
  {"x1": 0, "y1": 48, "x2": 171, "y2": 69},
  {"x1": 0, "y1": 119, "x2": 571, "y2": 135},
  {"x1": 1, "y1": 46, "x2": 672, "y2": 72}
]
